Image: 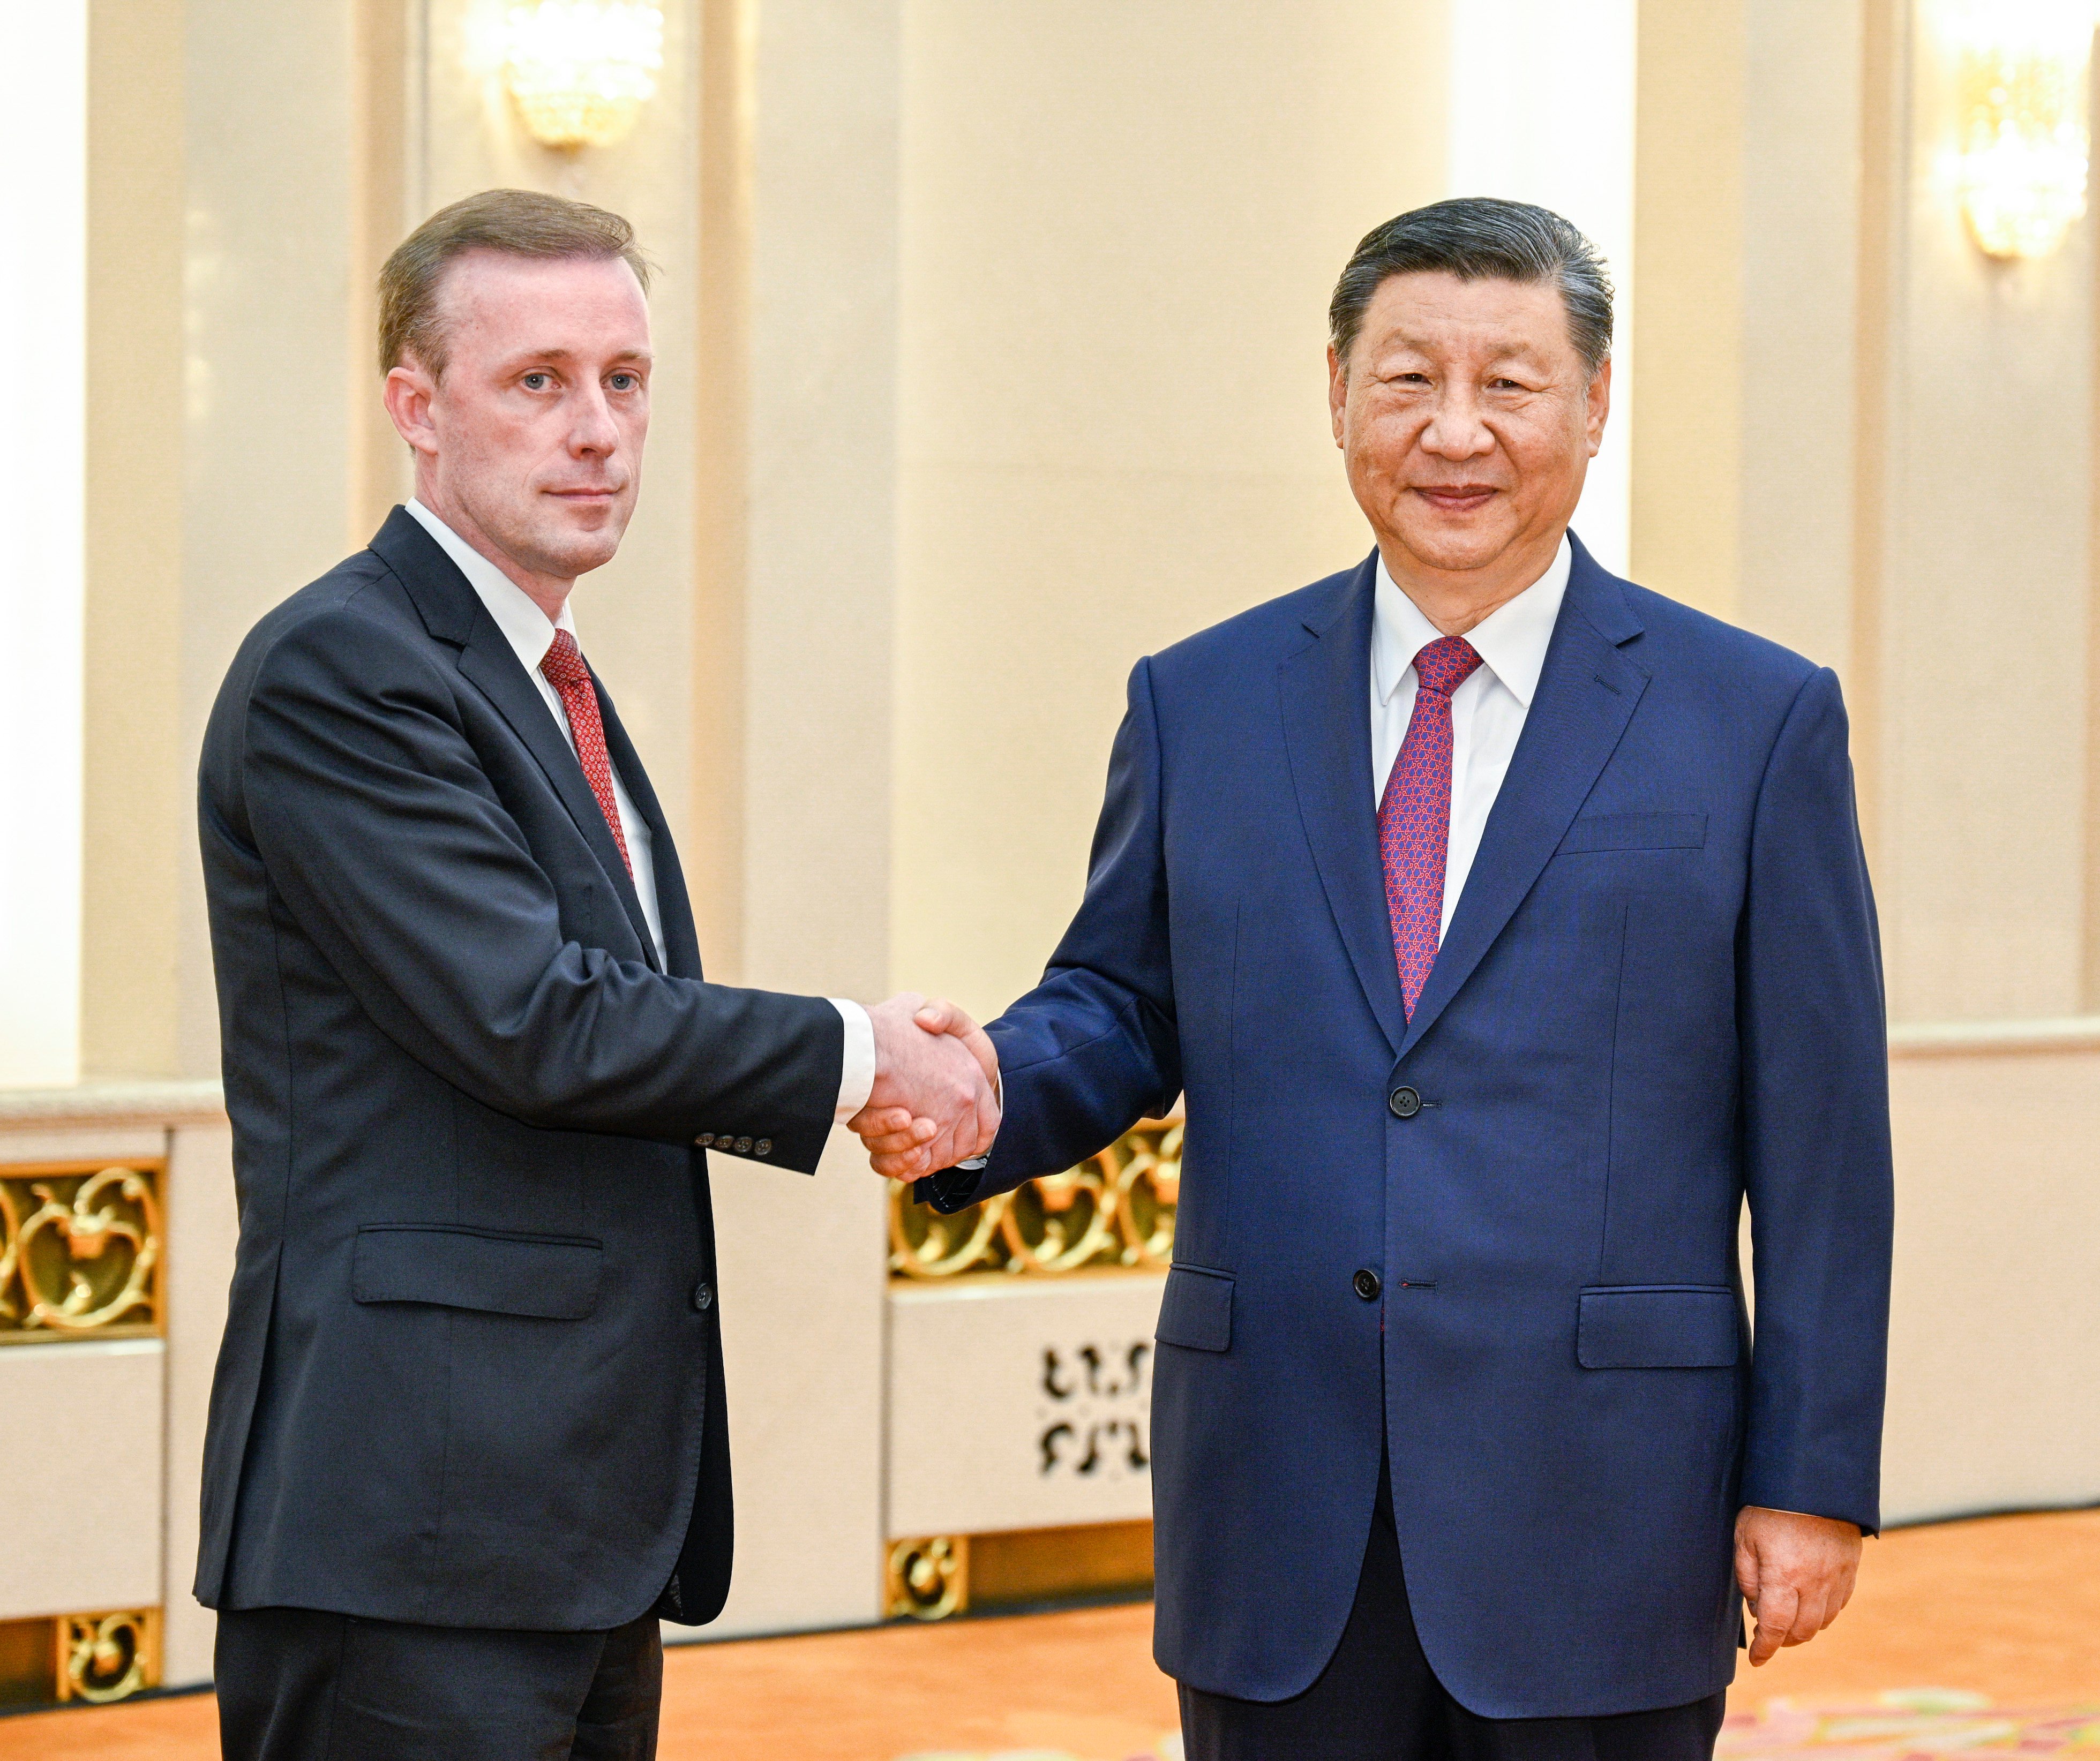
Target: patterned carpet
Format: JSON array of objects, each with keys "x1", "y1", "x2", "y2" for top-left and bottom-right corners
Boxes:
[
  {"x1": 883, "y1": 1696, "x2": 2100, "y2": 1761},
  {"x1": 1718, "y1": 1694, "x2": 2100, "y2": 1761}
]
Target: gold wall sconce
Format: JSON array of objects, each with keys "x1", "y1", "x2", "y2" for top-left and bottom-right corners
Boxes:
[
  {"x1": 1950, "y1": 0, "x2": 2096, "y2": 260},
  {"x1": 502, "y1": 1, "x2": 665, "y2": 151}
]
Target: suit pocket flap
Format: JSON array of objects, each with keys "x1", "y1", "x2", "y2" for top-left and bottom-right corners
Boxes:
[
  {"x1": 1156, "y1": 1263, "x2": 1233, "y2": 1352},
  {"x1": 1557, "y1": 812, "x2": 1707, "y2": 854},
  {"x1": 353, "y1": 1224, "x2": 603, "y2": 1321},
  {"x1": 1577, "y1": 1285, "x2": 1739, "y2": 1368}
]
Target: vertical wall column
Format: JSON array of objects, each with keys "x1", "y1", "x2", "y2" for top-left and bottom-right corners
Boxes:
[
  {"x1": 700, "y1": 0, "x2": 902, "y2": 1637},
  {"x1": 0, "y1": 0, "x2": 88, "y2": 1087},
  {"x1": 1450, "y1": 0, "x2": 1638, "y2": 577}
]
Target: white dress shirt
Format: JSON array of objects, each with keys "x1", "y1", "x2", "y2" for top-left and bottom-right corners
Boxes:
[
  {"x1": 404, "y1": 500, "x2": 875, "y2": 1123},
  {"x1": 1371, "y1": 536, "x2": 1571, "y2": 939}
]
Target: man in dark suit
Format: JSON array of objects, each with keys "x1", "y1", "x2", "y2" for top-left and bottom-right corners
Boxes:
[
  {"x1": 197, "y1": 189, "x2": 998, "y2": 1760},
  {"x1": 860, "y1": 199, "x2": 1893, "y2": 1759}
]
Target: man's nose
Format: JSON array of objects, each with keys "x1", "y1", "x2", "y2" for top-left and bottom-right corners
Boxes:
[
  {"x1": 567, "y1": 384, "x2": 620, "y2": 456},
  {"x1": 1419, "y1": 386, "x2": 1494, "y2": 460}
]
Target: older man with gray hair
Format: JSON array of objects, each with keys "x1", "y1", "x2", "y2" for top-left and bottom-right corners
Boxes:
[{"x1": 863, "y1": 197, "x2": 1894, "y2": 1761}]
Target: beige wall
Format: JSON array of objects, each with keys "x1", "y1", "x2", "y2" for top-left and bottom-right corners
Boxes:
[
  {"x1": 1876, "y1": 10, "x2": 2093, "y2": 1025},
  {"x1": 890, "y1": 0, "x2": 1448, "y2": 1024},
  {"x1": 83, "y1": 0, "x2": 187, "y2": 1082}
]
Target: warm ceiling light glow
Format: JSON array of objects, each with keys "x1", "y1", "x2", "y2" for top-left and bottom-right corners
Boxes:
[
  {"x1": 1949, "y1": 0, "x2": 2096, "y2": 259},
  {"x1": 502, "y1": 1, "x2": 664, "y2": 152}
]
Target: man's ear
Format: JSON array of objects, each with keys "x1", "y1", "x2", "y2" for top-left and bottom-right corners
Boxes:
[
  {"x1": 1585, "y1": 356, "x2": 1612, "y2": 458},
  {"x1": 383, "y1": 359, "x2": 441, "y2": 461},
  {"x1": 1328, "y1": 343, "x2": 1349, "y2": 448}
]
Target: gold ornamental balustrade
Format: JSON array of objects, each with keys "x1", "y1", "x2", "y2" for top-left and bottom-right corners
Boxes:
[
  {"x1": 888, "y1": 1117, "x2": 1180, "y2": 1281},
  {"x1": 0, "y1": 1162, "x2": 164, "y2": 1343}
]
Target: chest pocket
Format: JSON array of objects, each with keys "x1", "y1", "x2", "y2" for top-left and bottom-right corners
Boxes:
[{"x1": 1556, "y1": 812, "x2": 1706, "y2": 855}]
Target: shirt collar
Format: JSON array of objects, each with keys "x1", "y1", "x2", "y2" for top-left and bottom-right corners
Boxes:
[
  {"x1": 1371, "y1": 534, "x2": 1571, "y2": 710},
  {"x1": 404, "y1": 499, "x2": 577, "y2": 678}
]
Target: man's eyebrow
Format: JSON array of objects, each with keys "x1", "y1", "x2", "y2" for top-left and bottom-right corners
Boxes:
[
  {"x1": 1376, "y1": 332, "x2": 1551, "y2": 368},
  {"x1": 495, "y1": 345, "x2": 655, "y2": 368}
]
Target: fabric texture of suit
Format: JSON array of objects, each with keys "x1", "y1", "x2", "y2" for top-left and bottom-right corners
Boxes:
[
  {"x1": 922, "y1": 536, "x2": 1894, "y2": 1718},
  {"x1": 196, "y1": 507, "x2": 842, "y2": 1632}
]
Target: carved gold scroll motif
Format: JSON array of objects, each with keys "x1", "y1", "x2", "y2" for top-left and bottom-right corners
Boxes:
[
  {"x1": 0, "y1": 1162, "x2": 164, "y2": 1342},
  {"x1": 888, "y1": 1118, "x2": 1179, "y2": 1281},
  {"x1": 884, "y1": 1536, "x2": 968, "y2": 1620},
  {"x1": 56, "y1": 1608, "x2": 160, "y2": 1704}
]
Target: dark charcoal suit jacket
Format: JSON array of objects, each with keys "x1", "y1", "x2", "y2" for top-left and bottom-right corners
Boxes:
[
  {"x1": 924, "y1": 536, "x2": 1894, "y2": 1718},
  {"x1": 195, "y1": 507, "x2": 843, "y2": 1631}
]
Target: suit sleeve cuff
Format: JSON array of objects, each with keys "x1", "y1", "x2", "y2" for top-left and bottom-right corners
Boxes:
[{"x1": 829, "y1": 998, "x2": 875, "y2": 1123}]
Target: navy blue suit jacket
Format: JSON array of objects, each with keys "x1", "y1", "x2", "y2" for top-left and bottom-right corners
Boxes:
[{"x1": 925, "y1": 537, "x2": 1893, "y2": 1717}]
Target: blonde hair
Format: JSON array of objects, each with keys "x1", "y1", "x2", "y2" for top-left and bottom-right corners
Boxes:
[{"x1": 377, "y1": 188, "x2": 652, "y2": 377}]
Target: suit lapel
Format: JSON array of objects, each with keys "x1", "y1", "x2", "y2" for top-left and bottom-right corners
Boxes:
[
  {"x1": 1277, "y1": 554, "x2": 1409, "y2": 1056},
  {"x1": 596, "y1": 684, "x2": 705, "y2": 980},
  {"x1": 454, "y1": 629, "x2": 663, "y2": 969},
  {"x1": 1399, "y1": 539, "x2": 1649, "y2": 1056},
  {"x1": 370, "y1": 506, "x2": 664, "y2": 968}
]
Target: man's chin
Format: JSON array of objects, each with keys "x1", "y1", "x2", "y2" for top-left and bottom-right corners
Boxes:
[
  {"x1": 534, "y1": 522, "x2": 628, "y2": 580},
  {"x1": 1391, "y1": 522, "x2": 1520, "y2": 577}
]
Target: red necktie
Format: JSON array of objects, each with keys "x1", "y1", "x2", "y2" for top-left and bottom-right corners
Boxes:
[
  {"x1": 538, "y1": 630, "x2": 633, "y2": 878},
  {"x1": 1378, "y1": 635, "x2": 1483, "y2": 1019}
]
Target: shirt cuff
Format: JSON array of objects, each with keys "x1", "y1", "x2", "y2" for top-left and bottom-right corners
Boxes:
[{"x1": 830, "y1": 998, "x2": 876, "y2": 1124}]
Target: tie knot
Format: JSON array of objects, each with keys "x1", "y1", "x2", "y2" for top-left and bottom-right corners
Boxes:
[
  {"x1": 541, "y1": 628, "x2": 590, "y2": 690},
  {"x1": 1413, "y1": 635, "x2": 1482, "y2": 699}
]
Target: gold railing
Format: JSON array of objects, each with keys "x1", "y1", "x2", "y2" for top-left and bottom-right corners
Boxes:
[
  {"x1": 0, "y1": 1162, "x2": 164, "y2": 1342},
  {"x1": 885, "y1": 1522, "x2": 1154, "y2": 1621},
  {"x1": 888, "y1": 1118, "x2": 1179, "y2": 1280},
  {"x1": 0, "y1": 1609, "x2": 160, "y2": 1708}
]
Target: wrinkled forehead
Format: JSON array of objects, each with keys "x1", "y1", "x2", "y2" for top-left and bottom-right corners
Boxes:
[{"x1": 1352, "y1": 269, "x2": 1577, "y2": 371}]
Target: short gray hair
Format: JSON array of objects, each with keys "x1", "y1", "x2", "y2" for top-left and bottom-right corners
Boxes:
[{"x1": 1328, "y1": 198, "x2": 1614, "y2": 376}]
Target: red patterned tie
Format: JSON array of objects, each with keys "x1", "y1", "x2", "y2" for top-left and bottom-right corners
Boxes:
[
  {"x1": 538, "y1": 630, "x2": 633, "y2": 878},
  {"x1": 1379, "y1": 635, "x2": 1483, "y2": 1019}
]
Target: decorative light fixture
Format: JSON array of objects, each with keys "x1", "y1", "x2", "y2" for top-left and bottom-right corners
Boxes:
[
  {"x1": 502, "y1": 1, "x2": 665, "y2": 152},
  {"x1": 1949, "y1": 0, "x2": 2096, "y2": 259}
]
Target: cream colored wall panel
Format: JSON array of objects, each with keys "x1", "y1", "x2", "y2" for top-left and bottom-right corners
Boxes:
[
  {"x1": 894, "y1": 0, "x2": 1445, "y2": 1021},
  {"x1": 888, "y1": 1275, "x2": 1166, "y2": 1539},
  {"x1": 0, "y1": 1127, "x2": 164, "y2": 1165},
  {"x1": 162, "y1": 1120, "x2": 238, "y2": 1687},
  {"x1": 688, "y1": 0, "x2": 910, "y2": 1642},
  {"x1": 0, "y1": 0, "x2": 86, "y2": 1088},
  {"x1": 1880, "y1": 1049, "x2": 2100, "y2": 1524},
  {"x1": 1875, "y1": 17, "x2": 2092, "y2": 1025},
  {"x1": 0, "y1": 1341, "x2": 164, "y2": 1620},
  {"x1": 1735, "y1": 0, "x2": 1863, "y2": 676},
  {"x1": 180, "y1": 0, "x2": 364, "y2": 1076},
  {"x1": 702, "y1": 1138, "x2": 887, "y2": 1639}
]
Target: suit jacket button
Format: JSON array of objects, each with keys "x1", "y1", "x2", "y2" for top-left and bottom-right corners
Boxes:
[
  {"x1": 1353, "y1": 1268, "x2": 1382, "y2": 1301},
  {"x1": 1388, "y1": 1086, "x2": 1422, "y2": 1118},
  {"x1": 695, "y1": 1133, "x2": 715, "y2": 1147},
  {"x1": 734, "y1": 1136, "x2": 754, "y2": 1153},
  {"x1": 692, "y1": 1281, "x2": 714, "y2": 1312},
  {"x1": 754, "y1": 1139, "x2": 772, "y2": 1156}
]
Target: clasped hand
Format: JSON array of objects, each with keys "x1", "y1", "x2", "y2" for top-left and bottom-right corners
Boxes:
[{"x1": 848, "y1": 995, "x2": 1000, "y2": 1179}]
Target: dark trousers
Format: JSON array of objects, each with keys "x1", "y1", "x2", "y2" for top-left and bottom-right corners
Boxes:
[
  {"x1": 1179, "y1": 1468, "x2": 1726, "y2": 1761},
  {"x1": 215, "y1": 1606, "x2": 662, "y2": 1761}
]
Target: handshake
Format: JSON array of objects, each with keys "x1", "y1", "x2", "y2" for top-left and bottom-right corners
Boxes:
[{"x1": 847, "y1": 993, "x2": 1000, "y2": 1181}]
